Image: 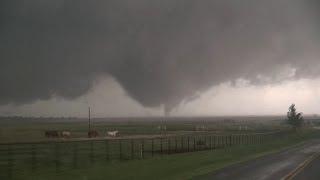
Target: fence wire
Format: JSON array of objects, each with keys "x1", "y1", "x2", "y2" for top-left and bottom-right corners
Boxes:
[{"x1": 0, "y1": 131, "x2": 286, "y2": 179}]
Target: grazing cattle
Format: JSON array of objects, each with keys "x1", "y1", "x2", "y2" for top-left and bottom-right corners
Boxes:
[
  {"x1": 45, "y1": 131, "x2": 60, "y2": 138},
  {"x1": 107, "y1": 130, "x2": 119, "y2": 137},
  {"x1": 88, "y1": 130, "x2": 99, "y2": 138},
  {"x1": 61, "y1": 131, "x2": 71, "y2": 138}
]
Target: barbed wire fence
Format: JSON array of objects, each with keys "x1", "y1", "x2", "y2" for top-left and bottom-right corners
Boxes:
[{"x1": 0, "y1": 131, "x2": 288, "y2": 179}]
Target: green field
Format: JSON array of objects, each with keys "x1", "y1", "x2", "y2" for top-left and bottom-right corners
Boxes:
[
  {"x1": 0, "y1": 117, "x2": 318, "y2": 180},
  {"x1": 1, "y1": 130, "x2": 318, "y2": 180},
  {"x1": 0, "y1": 117, "x2": 286, "y2": 143}
]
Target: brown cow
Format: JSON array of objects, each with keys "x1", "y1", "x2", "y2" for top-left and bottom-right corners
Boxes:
[
  {"x1": 88, "y1": 130, "x2": 99, "y2": 138},
  {"x1": 45, "y1": 130, "x2": 60, "y2": 138}
]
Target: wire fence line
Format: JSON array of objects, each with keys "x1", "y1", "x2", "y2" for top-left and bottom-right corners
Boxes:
[{"x1": 0, "y1": 131, "x2": 287, "y2": 179}]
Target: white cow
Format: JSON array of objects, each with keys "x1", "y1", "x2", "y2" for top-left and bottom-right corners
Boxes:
[
  {"x1": 107, "y1": 130, "x2": 119, "y2": 137},
  {"x1": 61, "y1": 131, "x2": 71, "y2": 138}
]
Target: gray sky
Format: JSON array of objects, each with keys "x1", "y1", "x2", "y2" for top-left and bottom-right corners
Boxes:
[{"x1": 1, "y1": 0, "x2": 320, "y2": 117}]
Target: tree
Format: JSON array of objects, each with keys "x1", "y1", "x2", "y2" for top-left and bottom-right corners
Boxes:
[{"x1": 287, "y1": 104, "x2": 304, "y2": 130}]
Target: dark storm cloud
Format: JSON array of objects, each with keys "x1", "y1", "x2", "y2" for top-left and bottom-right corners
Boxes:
[{"x1": 1, "y1": 0, "x2": 320, "y2": 110}]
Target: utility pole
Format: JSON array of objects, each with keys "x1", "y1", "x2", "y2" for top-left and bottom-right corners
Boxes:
[
  {"x1": 88, "y1": 107, "x2": 91, "y2": 131},
  {"x1": 164, "y1": 104, "x2": 169, "y2": 137}
]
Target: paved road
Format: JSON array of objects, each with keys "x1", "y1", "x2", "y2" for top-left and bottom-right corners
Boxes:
[
  {"x1": 292, "y1": 155, "x2": 320, "y2": 180},
  {"x1": 196, "y1": 140, "x2": 320, "y2": 180}
]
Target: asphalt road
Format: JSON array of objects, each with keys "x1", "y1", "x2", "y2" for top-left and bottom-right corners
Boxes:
[
  {"x1": 292, "y1": 155, "x2": 320, "y2": 180},
  {"x1": 196, "y1": 140, "x2": 320, "y2": 180}
]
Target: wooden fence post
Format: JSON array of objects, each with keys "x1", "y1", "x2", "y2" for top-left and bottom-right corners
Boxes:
[
  {"x1": 105, "y1": 140, "x2": 109, "y2": 161},
  {"x1": 237, "y1": 135, "x2": 239, "y2": 145},
  {"x1": 255, "y1": 134, "x2": 257, "y2": 144},
  {"x1": 7, "y1": 145, "x2": 13, "y2": 179},
  {"x1": 223, "y1": 136, "x2": 225, "y2": 148},
  {"x1": 253, "y1": 134, "x2": 255, "y2": 144},
  {"x1": 73, "y1": 142, "x2": 78, "y2": 168},
  {"x1": 252, "y1": 134, "x2": 254, "y2": 144},
  {"x1": 131, "y1": 139, "x2": 134, "y2": 159},
  {"x1": 181, "y1": 137, "x2": 184, "y2": 152},
  {"x1": 31, "y1": 144, "x2": 37, "y2": 172},
  {"x1": 204, "y1": 136, "x2": 207, "y2": 150},
  {"x1": 213, "y1": 136, "x2": 216, "y2": 149},
  {"x1": 55, "y1": 143, "x2": 60, "y2": 173},
  {"x1": 175, "y1": 138, "x2": 178, "y2": 153},
  {"x1": 221, "y1": 136, "x2": 223, "y2": 148},
  {"x1": 231, "y1": 135, "x2": 234, "y2": 146},
  {"x1": 90, "y1": 141, "x2": 95, "y2": 163},
  {"x1": 160, "y1": 138, "x2": 163, "y2": 154},
  {"x1": 168, "y1": 138, "x2": 171, "y2": 155},
  {"x1": 222, "y1": 136, "x2": 225, "y2": 148},
  {"x1": 246, "y1": 134, "x2": 248, "y2": 144},
  {"x1": 119, "y1": 140, "x2": 122, "y2": 160},
  {"x1": 256, "y1": 134, "x2": 258, "y2": 144},
  {"x1": 187, "y1": 137, "x2": 190, "y2": 152},
  {"x1": 235, "y1": 135, "x2": 237, "y2": 145},
  {"x1": 216, "y1": 136, "x2": 219, "y2": 148},
  {"x1": 226, "y1": 135, "x2": 228, "y2": 147},
  {"x1": 230, "y1": 135, "x2": 232, "y2": 146},
  {"x1": 241, "y1": 134, "x2": 243, "y2": 145},
  {"x1": 141, "y1": 139, "x2": 144, "y2": 159},
  {"x1": 252, "y1": 135, "x2": 255, "y2": 144},
  {"x1": 244, "y1": 134, "x2": 248, "y2": 145},
  {"x1": 151, "y1": 139, "x2": 154, "y2": 157}
]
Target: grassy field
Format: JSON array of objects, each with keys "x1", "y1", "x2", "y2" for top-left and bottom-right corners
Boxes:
[
  {"x1": 4, "y1": 130, "x2": 318, "y2": 180},
  {"x1": 0, "y1": 117, "x2": 287, "y2": 142},
  {"x1": 0, "y1": 117, "x2": 318, "y2": 180}
]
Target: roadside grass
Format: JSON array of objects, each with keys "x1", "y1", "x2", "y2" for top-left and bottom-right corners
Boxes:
[{"x1": 11, "y1": 130, "x2": 320, "y2": 180}]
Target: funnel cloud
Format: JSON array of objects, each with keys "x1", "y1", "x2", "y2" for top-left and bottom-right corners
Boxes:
[{"x1": 1, "y1": 0, "x2": 320, "y2": 113}]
